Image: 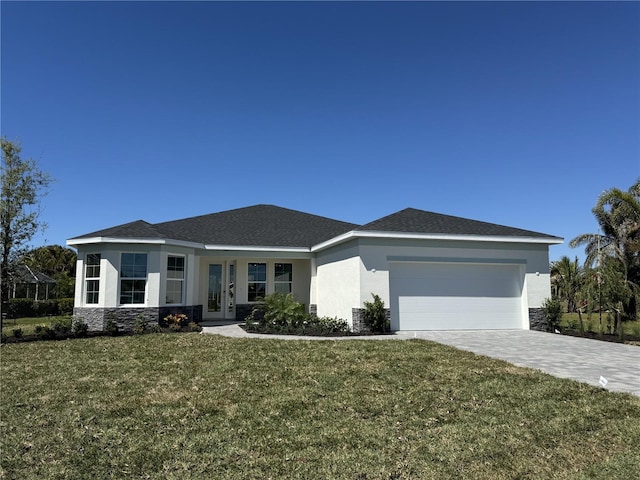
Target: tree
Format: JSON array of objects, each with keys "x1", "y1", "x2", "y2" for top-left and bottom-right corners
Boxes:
[
  {"x1": 1, "y1": 138, "x2": 53, "y2": 322},
  {"x1": 550, "y1": 256, "x2": 582, "y2": 313},
  {"x1": 22, "y1": 245, "x2": 77, "y2": 298},
  {"x1": 570, "y1": 179, "x2": 640, "y2": 320}
]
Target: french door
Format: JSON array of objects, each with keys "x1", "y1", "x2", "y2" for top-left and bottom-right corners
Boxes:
[{"x1": 207, "y1": 262, "x2": 236, "y2": 319}]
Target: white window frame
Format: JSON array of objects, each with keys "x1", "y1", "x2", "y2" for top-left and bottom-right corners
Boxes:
[
  {"x1": 119, "y1": 253, "x2": 148, "y2": 305},
  {"x1": 247, "y1": 262, "x2": 267, "y2": 302},
  {"x1": 274, "y1": 263, "x2": 293, "y2": 294},
  {"x1": 85, "y1": 253, "x2": 101, "y2": 304},
  {"x1": 166, "y1": 255, "x2": 185, "y2": 305}
]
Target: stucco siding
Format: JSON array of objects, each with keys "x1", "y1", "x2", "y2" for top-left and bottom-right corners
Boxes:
[{"x1": 315, "y1": 256, "x2": 361, "y2": 323}]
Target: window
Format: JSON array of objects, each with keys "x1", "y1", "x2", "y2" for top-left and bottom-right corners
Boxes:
[
  {"x1": 120, "y1": 253, "x2": 147, "y2": 304},
  {"x1": 274, "y1": 263, "x2": 292, "y2": 294},
  {"x1": 85, "y1": 253, "x2": 100, "y2": 304},
  {"x1": 247, "y1": 262, "x2": 266, "y2": 302},
  {"x1": 166, "y1": 256, "x2": 185, "y2": 304}
]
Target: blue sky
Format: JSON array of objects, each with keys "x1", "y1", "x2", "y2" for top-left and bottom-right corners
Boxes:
[{"x1": 2, "y1": 1, "x2": 639, "y2": 263}]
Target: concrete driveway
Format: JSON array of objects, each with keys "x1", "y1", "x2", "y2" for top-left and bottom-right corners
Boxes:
[{"x1": 202, "y1": 325, "x2": 640, "y2": 397}]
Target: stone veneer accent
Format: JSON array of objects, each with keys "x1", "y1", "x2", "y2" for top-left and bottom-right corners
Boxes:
[
  {"x1": 351, "y1": 307, "x2": 391, "y2": 334},
  {"x1": 235, "y1": 304, "x2": 254, "y2": 322},
  {"x1": 309, "y1": 304, "x2": 317, "y2": 316},
  {"x1": 529, "y1": 307, "x2": 547, "y2": 332},
  {"x1": 73, "y1": 305, "x2": 202, "y2": 332}
]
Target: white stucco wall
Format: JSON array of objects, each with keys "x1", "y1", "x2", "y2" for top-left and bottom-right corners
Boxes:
[
  {"x1": 313, "y1": 237, "x2": 554, "y2": 327},
  {"x1": 313, "y1": 241, "x2": 362, "y2": 322}
]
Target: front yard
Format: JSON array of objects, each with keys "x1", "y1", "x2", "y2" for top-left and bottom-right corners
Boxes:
[{"x1": 1, "y1": 334, "x2": 639, "y2": 479}]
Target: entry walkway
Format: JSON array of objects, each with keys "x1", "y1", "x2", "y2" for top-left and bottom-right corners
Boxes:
[{"x1": 201, "y1": 325, "x2": 640, "y2": 397}]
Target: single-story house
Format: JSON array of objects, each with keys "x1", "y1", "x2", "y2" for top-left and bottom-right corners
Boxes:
[{"x1": 66, "y1": 204, "x2": 563, "y2": 332}]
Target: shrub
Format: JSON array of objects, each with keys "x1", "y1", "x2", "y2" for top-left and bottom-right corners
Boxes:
[
  {"x1": 0, "y1": 333, "x2": 6, "y2": 343},
  {"x1": 105, "y1": 318, "x2": 119, "y2": 336},
  {"x1": 34, "y1": 325, "x2": 55, "y2": 340},
  {"x1": 148, "y1": 324, "x2": 163, "y2": 334},
  {"x1": 51, "y1": 317, "x2": 73, "y2": 337},
  {"x1": 133, "y1": 314, "x2": 148, "y2": 335},
  {"x1": 245, "y1": 293, "x2": 350, "y2": 336},
  {"x1": 363, "y1": 293, "x2": 389, "y2": 333},
  {"x1": 72, "y1": 318, "x2": 89, "y2": 337},
  {"x1": 33, "y1": 300, "x2": 58, "y2": 317},
  {"x1": 57, "y1": 298, "x2": 74, "y2": 315},
  {"x1": 7, "y1": 298, "x2": 35, "y2": 318},
  {"x1": 164, "y1": 313, "x2": 189, "y2": 331},
  {"x1": 187, "y1": 321, "x2": 202, "y2": 332},
  {"x1": 542, "y1": 297, "x2": 563, "y2": 333},
  {"x1": 12, "y1": 328, "x2": 23, "y2": 338}
]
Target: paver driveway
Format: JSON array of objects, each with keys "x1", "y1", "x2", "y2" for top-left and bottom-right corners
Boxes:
[{"x1": 202, "y1": 325, "x2": 640, "y2": 397}]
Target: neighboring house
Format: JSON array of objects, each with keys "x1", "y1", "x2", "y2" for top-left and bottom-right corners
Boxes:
[
  {"x1": 66, "y1": 205, "x2": 562, "y2": 332},
  {"x1": 10, "y1": 265, "x2": 57, "y2": 301}
]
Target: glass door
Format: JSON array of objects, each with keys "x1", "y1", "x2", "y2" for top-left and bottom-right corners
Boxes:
[{"x1": 208, "y1": 264, "x2": 222, "y2": 314}]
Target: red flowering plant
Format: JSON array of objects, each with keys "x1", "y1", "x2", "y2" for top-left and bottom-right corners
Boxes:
[{"x1": 164, "y1": 313, "x2": 189, "y2": 331}]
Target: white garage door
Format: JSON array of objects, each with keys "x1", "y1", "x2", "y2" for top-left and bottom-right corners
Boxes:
[{"x1": 389, "y1": 262, "x2": 524, "y2": 330}]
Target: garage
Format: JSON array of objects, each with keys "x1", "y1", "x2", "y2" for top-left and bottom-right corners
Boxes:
[{"x1": 389, "y1": 261, "x2": 525, "y2": 330}]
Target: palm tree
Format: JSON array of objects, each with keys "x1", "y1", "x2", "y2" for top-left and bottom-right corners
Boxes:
[
  {"x1": 570, "y1": 179, "x2": 640, "y2": 320},
  {"x1": 550, "y1": 256, "x2": 582, "y2": 313}
]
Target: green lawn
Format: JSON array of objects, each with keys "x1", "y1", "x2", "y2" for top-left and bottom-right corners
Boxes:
[
  {"x1": 1, "y1": 334, "x2": 639, "y2": 479},
  {"x1": 559, "y1": 312, "x2": 640, "y2": 342},
  {"x1": 1, "y1": 315, "x2": 59, "y2": 337}
]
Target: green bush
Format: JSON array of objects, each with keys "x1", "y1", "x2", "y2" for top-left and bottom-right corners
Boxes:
[
  {"x1": 363, "y1": 293, "x2": 389, "y2": 333},
  {"x1": 33, "y1": 300, "x2": 59, "y2": 317},
  {"x1": 57, "y1": 298, "x2": 74, "y2": 315},
  {"x1": 187, "y1": 321, "x2": 203, "y2": 332},
  {"x1": 72, "y1": 318, "x2": 89, "y2": 337},
  {"x1": 105, "y1": 318, "x2": 119, "y2": 336},
  {"x1": 133, "y1": 315, "x2": 148, "y2": 335},
  {"x1": 35, "y1": 325, "x2": 55, "y2": 340},
  {"x1": 12, "y1": 328, "x2": 23, "y2": 338},
  {"x1": 6, "y1": 298, "x2": 35, "y2": 318},
  {"x1": 542, "y1": 297, "x2": 563, "y2": 333},
  {"x1": 148, "y1": 324, "x2": 163, "y2": 334},
  {"x1": 245, "y1": 293, "x2": 350, "y2": 336},
  {"x1": 51, "y1": 317, "x2": 72, "y2": 335}
]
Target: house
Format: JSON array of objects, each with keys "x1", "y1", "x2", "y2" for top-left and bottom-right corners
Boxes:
[
  {"x1": 10, "y1": 265, "x2": 57, "y2": 301},
  {"x1": 66, "y1": 205, "x2": 563, "y2": 332}
]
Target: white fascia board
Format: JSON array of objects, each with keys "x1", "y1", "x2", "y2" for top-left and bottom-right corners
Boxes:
[
  {"x1": 311, "y1": 230, "x2": 563, "y2": 251},
  {"x1": 310, "y1": 231, "x2": 358, "y2": 252},
  {"x1": 66, "y1": 237, "x2": 204, "y2": 249},
  {"x1": 204, "y1": 244, "x2": 310, "y2": 253}
]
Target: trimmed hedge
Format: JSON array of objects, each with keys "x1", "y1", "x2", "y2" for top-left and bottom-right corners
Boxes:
[{"x1": 6, "y1": 298, "x2": 75, "y2": 319}]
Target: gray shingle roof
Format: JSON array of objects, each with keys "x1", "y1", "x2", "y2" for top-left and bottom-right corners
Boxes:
[
  {"x1": 69, "y1": 205, "x2": 560, "y2": 247},
  {"x1": 358, "y1": 208, "x2": 560, "y2": 239},
  {"x1": 70, "y1": 205, "x2": 358, "y2": 248}
]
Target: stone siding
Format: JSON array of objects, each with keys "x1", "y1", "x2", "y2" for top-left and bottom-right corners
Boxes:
[
  {"x1": 74, "y1": 305, "x2": 202, "y2": 332},
  {"x1": 309, "y1": 304, "x2": 317, "y2": 316},
  {"x1": 351, "y1": 307, "x2": 391, "y2": 334},
  {"x1": 235, "y1": 304, "x2": 254, "y2": 322},
  {"x1": 529, "y1": 307, "x2": 547, "y2": 332}
]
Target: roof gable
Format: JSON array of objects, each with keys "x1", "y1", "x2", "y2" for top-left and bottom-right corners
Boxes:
[
  {"x1": 155, "y1": 205, "x2": 358, "y2": 247},
  {"x1": 70, "y1": 205, "x2": 358, "y2": 248},
  {"x1": 72, "y1": 220, "x2": 166, "y2": 240},
  {"x1": 358, "y1": 208, "x2": 560, "y2": 239}
]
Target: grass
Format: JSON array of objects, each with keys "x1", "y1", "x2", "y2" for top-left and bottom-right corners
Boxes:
[
  {"x1": 559, "y1": 312, "x2": 640, "y2": 343},
  {"x1": 1, "y1": 315, "x2": 60, "y2": 336},
  {"x1": 1, "y1": 334, "x2": 639, "y2": 479}
]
